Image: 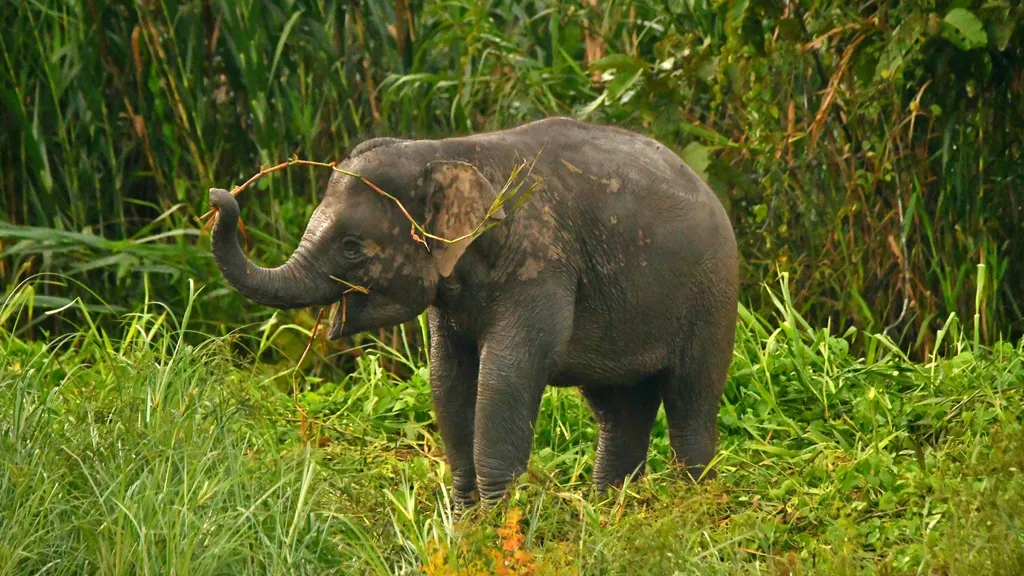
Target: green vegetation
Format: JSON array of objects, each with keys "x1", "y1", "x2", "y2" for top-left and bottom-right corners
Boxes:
[
  {"x1": 2, "y1": 1, "x2": 1024, "y2": 573},
  {"x1": 2, "y1": 0, "x2": 1021, "y2": 355},
  {"x1": 2, "y1": 276, "x2": 1022, "y2": 574}
]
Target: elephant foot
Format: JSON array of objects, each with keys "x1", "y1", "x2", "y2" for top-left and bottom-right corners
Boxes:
[
  {"x1": 677, "y1": 461, "x2": 716, "y2": 484},
  {"x1": 594, "y1": 470, "x2": 643, "y2": 497},
  {"x1": 453, "y1": 487, "x2": 479, "y2": 514}
]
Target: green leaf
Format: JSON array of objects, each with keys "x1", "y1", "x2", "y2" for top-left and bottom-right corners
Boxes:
[
  {"x1": 588, "y1": 54, "x2": 644, "y2": 75},
  {"x1": 990, "y1": 17, "x2": 1017, "y2": 52},
  {"x1": 725, "y1": 0, "x2": 750, "y2": 47},
  {"x1": 941, "y1": 8, "x2": 988, "y2": 50},
  {"x1": 680, "y1": 141, "x2": 711, "y2": 181},
  {"x1": 268, "y1": 10, "x2": 305, "y2": 91},
  {"x1": 874, "y1": 14, "x2": 928, "y2": 83},
  {"x1": 606, "y1": 68, "x2": 644, "y2": 102},
  {"x1": 753, "y1": 204, "x2": 769, "y2": 223},
  {"x1": 748, "y1": 443, "x2": 803, "y2": 458},
  {"x1": 588, "y1": 54, "x2": 646, "y2": 102},
  {"x1": 677, "y1": 121, "x2": 736, "y2": 148},
  {"x1": 576, "y1": 92, "x2": 607, "y2": 119}
]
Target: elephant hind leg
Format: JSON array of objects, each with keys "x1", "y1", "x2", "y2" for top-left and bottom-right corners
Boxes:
[
  {"x1": 660, "y1": 320, "x2": 734, "y2": 483},
  {"x1": 581, "y1": 378, "x2": 662, "y2": 493}
]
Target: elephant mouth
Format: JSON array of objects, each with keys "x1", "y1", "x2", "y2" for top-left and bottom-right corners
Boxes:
[
  {"x1": 325, "y1": 292, "x2": 402, "y2": 341},
  {"x1": 326, "y1": 295, "x2": 361, "y2": 341}
]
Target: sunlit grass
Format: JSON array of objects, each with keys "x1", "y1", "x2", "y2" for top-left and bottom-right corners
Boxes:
[{"x1": 2, "y1": 276, "x2": 1021, "y2": 574}]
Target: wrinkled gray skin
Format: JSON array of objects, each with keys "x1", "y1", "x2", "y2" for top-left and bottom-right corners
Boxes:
[{"x1": 210, "y1": 117, "x2": 738, "y2": 507}]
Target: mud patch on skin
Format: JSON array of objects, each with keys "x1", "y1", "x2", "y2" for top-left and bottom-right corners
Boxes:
[
  {"x1": 541, "y1": 205, "x2": 557, "y2": 225},
  {"x1": 598, "y1": 254, "x2": 628, "y2": 278},
  {"x1": 363, "y1": 241, "x2": 397, "y2": 281},
  {"x1": 518, "y1": 257, "x2": 545, "y2": 280},
  {"x1": 538, "y1": 206, "x2": 560, "y2": 244},
  {"x1": 517, "y1": 205, "x2": 560, "y2": 253},
  {"x1": 429, "y1": 164, "x2": 496, "y2": 234},
  {"x1": 511, "y1": 201, "x2": 566, "y2": 280},
  {"x1": 559, "y1": 159, "x2": 583, "y2": 174},
  {"x1": 587, "y1": 173, "x2": 620, "y2": 193},
  {"x1": 368, "y1": 261, "x2": 385, "y2": 278},
  {"x1": 364, "y1": 240, "x2": 384, "y2": 257}
]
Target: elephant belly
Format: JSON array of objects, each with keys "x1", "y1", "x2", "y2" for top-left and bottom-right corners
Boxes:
[
  {"x1": 548, "y1": 246, "x2": 708, "y2": 388},
  {"x1": 550, "y1": 307, "x2": 677, "y2": 388},
  {"x1": 549, "y1": 202, "x2": 731, "y2": 388}
]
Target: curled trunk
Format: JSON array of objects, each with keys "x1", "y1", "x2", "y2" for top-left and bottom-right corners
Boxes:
[{"x1": 208, "y1": 188, "x2": 341, "y2": 309}]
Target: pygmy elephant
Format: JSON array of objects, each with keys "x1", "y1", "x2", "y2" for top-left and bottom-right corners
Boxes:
[{"x1": 209, "y1": 117, "x2": 739, "y2": 507}]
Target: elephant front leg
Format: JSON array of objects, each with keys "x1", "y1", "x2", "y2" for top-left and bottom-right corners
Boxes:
[
  {"x1": 428, "y1": 311, "x2": 480, "y2": 510},
  {"x1": 473, "y1": 294, "x2": 574, "y2": 505}
]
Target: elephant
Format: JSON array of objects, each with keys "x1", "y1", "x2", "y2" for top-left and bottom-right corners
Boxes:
[{"x1": 208, "y1": 117, "x2": 739, "y2": 507}]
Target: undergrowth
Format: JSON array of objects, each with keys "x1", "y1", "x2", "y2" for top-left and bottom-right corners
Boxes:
[{"x1": 1, "y1": 274, "x2": 1021, "y2": 575}]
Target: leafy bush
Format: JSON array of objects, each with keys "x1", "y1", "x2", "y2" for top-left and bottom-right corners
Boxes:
[{"x1": 2, "y1": 0, "x2": 1021, "y2": 356}]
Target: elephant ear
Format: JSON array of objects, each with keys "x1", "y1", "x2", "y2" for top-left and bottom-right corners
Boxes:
[{"x1": 422, "y1": 161, "x2": 507, "y2": 277}]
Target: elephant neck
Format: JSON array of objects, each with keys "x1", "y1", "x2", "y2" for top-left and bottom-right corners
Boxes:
[{"x1": 432, "y1": 244, "x2": 503, "y2": 337}]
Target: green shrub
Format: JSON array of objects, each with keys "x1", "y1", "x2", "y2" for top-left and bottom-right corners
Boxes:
[{"x1": 1, "y1": 1, "x2": 1021, "y2": 356}]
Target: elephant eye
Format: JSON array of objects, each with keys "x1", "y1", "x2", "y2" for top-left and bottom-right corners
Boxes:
[{"x1": 341, "y1": 237, "x2": 365, "y2": 261}]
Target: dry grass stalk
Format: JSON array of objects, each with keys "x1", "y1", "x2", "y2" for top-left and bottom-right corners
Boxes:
[
  {"x1": 808, "y1": 33, "x2": 867, "y2": 152},
  {"x1": 292, "y1": 305, "x2": 325, "y2": 441}
]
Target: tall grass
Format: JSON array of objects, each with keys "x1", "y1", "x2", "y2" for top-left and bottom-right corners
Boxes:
[
  {"x1": 2, "y1": 274, "x2": 1022, "y2": 573},
  {"x1": 2, "y1": 1, "x2": 1021, "y2": 358}
]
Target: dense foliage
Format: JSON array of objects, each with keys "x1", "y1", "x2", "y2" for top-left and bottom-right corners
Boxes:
[
  {"x1": 2, "y1": 279, "x2": 1022, "y2": 573},
  {"x1": 2, "y1": 0, "x2": 1021, "y2": 357}
]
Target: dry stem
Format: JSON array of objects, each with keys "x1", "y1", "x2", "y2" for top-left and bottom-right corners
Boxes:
[
  {"x1": 330, "y1": 275, "x2": 370, "y2": 294},
  {"x1": 199, "y1": 153, "x2": 542, "y2": 250},
  {"x1": 291, "y1": 305, "x2": 326, "y2": 441}
]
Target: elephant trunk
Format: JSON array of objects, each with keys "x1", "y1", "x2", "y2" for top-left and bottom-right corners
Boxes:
[{"x1": 208, "y1": 188, "x2": 341, "y2": 309}]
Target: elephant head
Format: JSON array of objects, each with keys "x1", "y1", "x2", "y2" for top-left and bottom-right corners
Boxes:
[{"x1": 208, "y1": 141, "x2": 507, "y2": 339}]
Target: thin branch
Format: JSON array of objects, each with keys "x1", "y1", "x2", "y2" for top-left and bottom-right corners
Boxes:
[
  {"x1": 198, "y1": 157, "x2": 349, "y2": 223},
  {"x1": 294, "y1": 306, "x2": 326, "y2": 387},
  {"x1": 201, "y1": 151, "x2": 544, "y2": 403},
  {"x1": 291, "y1": 305, "x2": 325, "y2": 440},
  {"x1": 337, "y1": 295, "x2": 348, "y2": 338},
  {"x1": 200, "y1": 152, "x2": 543, "y2": 250},
  {"x1": 330, "y1": 275, "x2": 370, "y2": 294}
]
